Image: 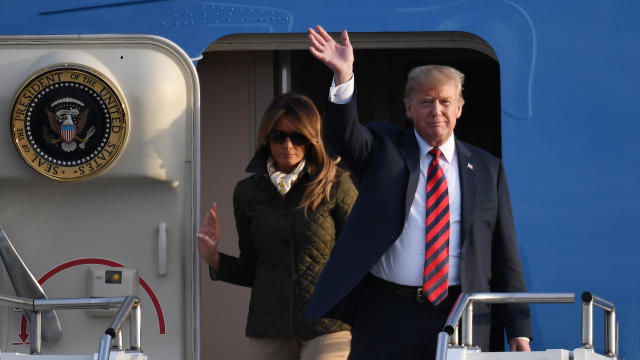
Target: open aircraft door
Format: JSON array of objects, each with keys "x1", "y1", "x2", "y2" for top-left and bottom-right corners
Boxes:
[{"x1": 0, "y1": 35, "x2": 199, "y2": 359}]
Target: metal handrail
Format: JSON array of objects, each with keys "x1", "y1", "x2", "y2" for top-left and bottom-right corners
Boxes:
[
  {"x1": 0, "y1": 294, "x2": 141, "y2": 359},
  {"x1": 0, "y1": 227, "x2": 62, "y2": 343},
  {"x1": 436, "y1": 292, "x2": 575, "y2": 360},
  {"x1": 582, "y1": 292, "x2": 617, "y2": 357}
]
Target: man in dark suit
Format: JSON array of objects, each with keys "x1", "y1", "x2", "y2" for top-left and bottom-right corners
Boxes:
[{"x1": 305, "y1": 26, "x2": 532, "y2": 359}]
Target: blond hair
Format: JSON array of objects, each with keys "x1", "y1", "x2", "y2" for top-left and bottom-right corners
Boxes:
[{"x1": 404, "y1": 65, "x2": 465, "y2": 104}]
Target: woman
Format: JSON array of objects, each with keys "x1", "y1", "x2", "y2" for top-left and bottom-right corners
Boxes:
[{"x1": 197, "y1": 93, "x2": 357, "y2": 360}]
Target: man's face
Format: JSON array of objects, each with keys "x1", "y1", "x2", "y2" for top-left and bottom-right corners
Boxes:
[{"x1": 405, "y1": 82, "x2": 463, "y2": 147}]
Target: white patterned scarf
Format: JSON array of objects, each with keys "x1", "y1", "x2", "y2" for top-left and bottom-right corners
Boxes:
[{"x1": 267, "y1": 157, "x2": 306, "y2": 195}]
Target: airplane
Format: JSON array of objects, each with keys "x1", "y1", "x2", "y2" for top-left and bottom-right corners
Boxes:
[{"x1": 0, "y1": 1, "x2": 636, "y2": 359}]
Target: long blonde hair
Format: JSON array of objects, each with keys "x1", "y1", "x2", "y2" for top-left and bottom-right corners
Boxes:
[{"x1": 257, "y1": 93, "x2": 344, "y2": 214}]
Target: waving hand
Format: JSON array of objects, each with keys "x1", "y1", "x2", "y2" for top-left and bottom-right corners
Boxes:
[
  {"x1": 197, "y1": 203, "x2": 220, "y2": 270},
  {"x1": 308, "y1": 25, "x2": 354, "y2": 85}
]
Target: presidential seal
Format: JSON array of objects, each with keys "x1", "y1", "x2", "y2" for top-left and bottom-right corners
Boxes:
[{"x1": 10, "y1": 65, "x2": 128, "y2": 181}]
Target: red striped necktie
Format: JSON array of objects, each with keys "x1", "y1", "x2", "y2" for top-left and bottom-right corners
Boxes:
[{"x1": 423, "y1": 147, "x2": 450, "y2": 305}]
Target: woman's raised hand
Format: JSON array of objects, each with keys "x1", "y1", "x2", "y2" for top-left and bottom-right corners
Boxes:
[
  {"x1": 197, "y1": 203, "x2": 220, "y2": 269},
  {"x1": 308, "y1": 25, "x2": 354, "y2": 85}
]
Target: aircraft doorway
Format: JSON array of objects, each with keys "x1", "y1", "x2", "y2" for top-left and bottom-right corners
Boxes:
[{"x1": 197, "y1": 32, "x2": 500, "y2": 360}]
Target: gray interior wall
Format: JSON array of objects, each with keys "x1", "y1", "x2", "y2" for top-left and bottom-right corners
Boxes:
[{"x1": 198, "y1": 50, "x2": 274, "y2": 360}]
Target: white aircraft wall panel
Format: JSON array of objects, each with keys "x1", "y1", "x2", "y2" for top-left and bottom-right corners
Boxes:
[{"x1": 0, "y1": 36, "x2": 199, "y2": 360}]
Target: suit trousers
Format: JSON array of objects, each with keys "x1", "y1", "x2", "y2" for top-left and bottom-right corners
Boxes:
[{"x1": 350, "y1": 274, "x2": 460, "y2": 360}]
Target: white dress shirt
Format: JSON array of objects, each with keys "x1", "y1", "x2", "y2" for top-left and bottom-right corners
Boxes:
[{"x1": 370, "y1": 133, "x2": 461, "y2": 286}]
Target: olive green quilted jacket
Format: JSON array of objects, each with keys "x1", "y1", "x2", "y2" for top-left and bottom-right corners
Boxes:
[{"x1": 212, "y1": 149, "x2": 357, "y2": 340}]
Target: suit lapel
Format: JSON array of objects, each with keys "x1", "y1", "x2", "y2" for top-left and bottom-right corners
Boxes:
[
  {"x1": 399, "y1": 129, "x2": 420, "y2": 220},
  {"x1": 456, "y1": 139, "x2": 475, "y2": 248}
]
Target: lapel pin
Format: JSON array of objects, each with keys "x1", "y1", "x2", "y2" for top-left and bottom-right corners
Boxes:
[{"x1": 467, "y1": 162, "x2": 474, "y2": 170}]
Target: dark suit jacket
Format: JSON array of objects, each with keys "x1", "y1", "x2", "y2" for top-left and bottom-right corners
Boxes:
[{"x1": 306, "y1": 95, "x2": 532, "y2": 350}]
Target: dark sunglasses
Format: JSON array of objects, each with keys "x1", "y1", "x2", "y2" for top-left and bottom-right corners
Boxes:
[{"x1": 268, "y1": 130, "x2": 309, "y2": 146}]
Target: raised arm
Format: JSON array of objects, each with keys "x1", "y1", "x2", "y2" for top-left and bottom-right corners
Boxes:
[
  {"x1": 198, "y1": 186, "x2": 258, "y2": 286},
  {"x1": 308, "y1": 25, "x2": 354, "y2": 85},
  {"x1": 308, "y1": 25, "x2": 374, "y2": 180}
]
